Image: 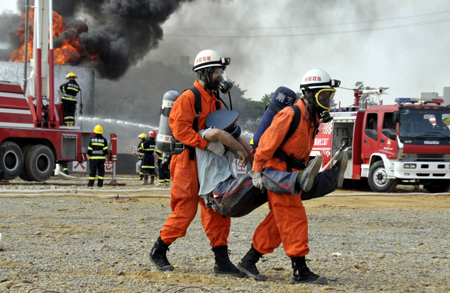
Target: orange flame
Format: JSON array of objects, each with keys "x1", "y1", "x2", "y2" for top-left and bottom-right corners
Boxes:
[
  {"x1": 9, "y1": 10, "x2": 100, "y2": 64},
  {"x1": 9, "y1": 9, "x2": 34, "y2": 63}
]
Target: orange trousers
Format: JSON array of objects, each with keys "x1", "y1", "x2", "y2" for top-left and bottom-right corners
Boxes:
[
  {"x1": 252, "y1": 189, "x2": 309, "y2": 258},
  {"x1": 160, "y1": 149, "x2": 231, "y2": 247}
]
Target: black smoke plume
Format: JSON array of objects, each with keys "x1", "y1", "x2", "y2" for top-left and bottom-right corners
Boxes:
[{"x1": 1, "y1": 0, "x2": 193, "y2": 79}]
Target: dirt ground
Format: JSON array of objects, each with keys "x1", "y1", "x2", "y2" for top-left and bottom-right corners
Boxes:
[{"x1": 1, "y1": 175, "x2": 449, "y2": 292}]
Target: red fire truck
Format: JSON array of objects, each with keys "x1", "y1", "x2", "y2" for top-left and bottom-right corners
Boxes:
[
  {"x1": 0, "y1": 0, "x2": 115, "y2": 182},
  {"x1": 312, "y1": 97, "x2": 450, "y2": 193}
]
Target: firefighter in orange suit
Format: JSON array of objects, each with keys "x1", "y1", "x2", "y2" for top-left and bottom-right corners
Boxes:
[
  {"x1": 237, "y1": 69, "x2": 341, "y2": 285},
  {"x1": 149, "y1": 49, "x2": 245, "y2": 278}
]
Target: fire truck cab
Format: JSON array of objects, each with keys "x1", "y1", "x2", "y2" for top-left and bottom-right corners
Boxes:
[{"x1": 313, "y1": 98, "x2": 450, "y2": 193}]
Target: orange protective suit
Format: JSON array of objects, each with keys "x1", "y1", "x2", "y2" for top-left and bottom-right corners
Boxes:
[
  {"x1": 252, "y1": 99, "x2": 317, "y2": 258},
  {"x1": 159, "y1": 81, "x2": 231, "y2": 247}
]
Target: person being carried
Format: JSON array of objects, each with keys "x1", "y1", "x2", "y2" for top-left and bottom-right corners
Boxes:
[{"x1": 196, "y1": 110, "x2": 325, "y2": 218}]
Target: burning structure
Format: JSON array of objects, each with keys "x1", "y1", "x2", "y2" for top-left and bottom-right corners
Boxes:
[
  {"x1": 0, "y1": 0, "x2": 121, "y2": 183},
  {"x1": 1, "y1": 0, "x2": 192, "y2": 80},
  {"x1": 0, "y1": 0, "x2": 194, "y2": 142}
]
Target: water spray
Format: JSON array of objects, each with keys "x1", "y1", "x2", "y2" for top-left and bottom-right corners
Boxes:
[{"x1": 79, "y1": 116, "x2": 158, "y2": 130}]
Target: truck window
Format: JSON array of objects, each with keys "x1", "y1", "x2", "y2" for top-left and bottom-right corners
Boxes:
[
  {"x1": 418, "y1": 114, "x2": 434, "y2": 133},
  {"x1": 439, "y1": 113, "x2": 450, "y2": 131},
  {"x1": 382, "y1": 112, "x2": 396, "y2": 141},
  {"x1": 365, "y1": 113, "x2": 378, "y2": 141}
]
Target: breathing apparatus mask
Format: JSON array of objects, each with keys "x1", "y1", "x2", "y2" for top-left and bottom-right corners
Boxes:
[
  {"x1": 304, "y1": 88, "x2": 336, "y2": 123},
  {"x1": 200, "y1": 65, "x2": 235, "y2": 110},
  {"x1": 204, "y1": 67, "x2": 233, "y2": 94}
]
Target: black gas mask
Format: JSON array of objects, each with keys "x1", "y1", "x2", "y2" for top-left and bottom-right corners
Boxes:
[{"x1": 203, "y1": 67, "x2": 233, "y2": 93}]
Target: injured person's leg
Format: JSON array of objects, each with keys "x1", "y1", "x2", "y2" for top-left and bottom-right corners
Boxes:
[
  {"x1": 296, "y1": 155, "x2": 323, "y2": 192},
  {"x1": 208, "y1": 153, "x2": 349, "y2": 217},
  {"x1": 209, "y1": 167, "x2": 307, "y2": 217}
]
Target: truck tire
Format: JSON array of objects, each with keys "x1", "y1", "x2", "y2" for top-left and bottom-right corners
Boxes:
[
  {"x1": 23, "y1": 145, "x2": 55, "y2": 182},
  {"x1": 18, "y1": 145, "x2": 34, "y2": 181},
  {"x1": 0, "y1": 141, "x2": 24, "y2": 180},
  {"x1": 423, "y1": 180, "x2": 450, "y2": 193},
  {"x1": 368, "y1": 161, "x2": 397, "y2": 192}
]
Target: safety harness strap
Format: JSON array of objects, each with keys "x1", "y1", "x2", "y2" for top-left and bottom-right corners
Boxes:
[
  {"x1": 160, "y1": 107, "x2": 171, "y2": 117},
  {"x1": 187, "y1": 87, "x2": 202, "y2": 160},
  {"x1": 268, "y1": 102, "x2": 282, "y2": 113},
  {"x1": 189, "y1": 87, "x2": 220, "y2": 159},
  {"x1": 283, "y1": 105, "x2": 301, "y2": 145},
  {"x1": 191, "y1": 87, "x2": 202, "y2": 132},
  {"x1": 173, "y1": 87, "x2": 222, "y2": 160}
]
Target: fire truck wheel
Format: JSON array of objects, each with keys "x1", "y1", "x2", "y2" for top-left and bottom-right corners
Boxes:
[
  {"x1": 368, "y1": 161, "x2": 398, "y2": 193},
  {"x1": 423, "y1": 180, "x2": 450, "y2": 193},
  {"x1": 18, "y1": 145, "x2": 34, "y2": 182},
  {"x1": 23, "y1": 145, "x2": 55, "y2": 182},
  {"x1": 0, "y1": 141, "x2": 24, "y2": 180}
]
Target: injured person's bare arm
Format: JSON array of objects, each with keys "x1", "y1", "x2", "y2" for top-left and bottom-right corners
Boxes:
[
  {"x1": 237, "y1": 136, "x2": 254, "y2": 164},
  {"x1": 203, "y1": 128, "x2": 249, "y2": 166}
]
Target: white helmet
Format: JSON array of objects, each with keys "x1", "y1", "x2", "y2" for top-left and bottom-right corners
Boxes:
[
  {"x1": 193, "y1": 50, "x2": 230, "y2": 72},
  {"x1": 193, "y1": 49, "x2": 232, "y2": 92},
  {"x1": 300, "y1": 69, "x2": 340, "y2": 113},
  {"x1": 300, "y1": 69, "x2": 340, "y2": 90}
]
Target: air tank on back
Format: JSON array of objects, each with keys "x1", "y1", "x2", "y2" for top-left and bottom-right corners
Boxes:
[{"x1": 156, "y1": 90, "x2": 180, "y2": 153}]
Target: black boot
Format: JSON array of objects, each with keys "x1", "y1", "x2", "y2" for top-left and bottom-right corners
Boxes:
[
  {"x1": 149, "y1": 236, "x2": 174, "y2": 271},
  {"x1": 237, "y1": 245, "x2": 266, "y2": 281},
  {"x1": 291, "y1": 256, "x2": 327, "y2": 284},
  {"x1": 332, "y1": 150, "x2": 348, "y2": 188},
  {"x1": 212, "y1": 246, "x2": 246, "y2": 278}
]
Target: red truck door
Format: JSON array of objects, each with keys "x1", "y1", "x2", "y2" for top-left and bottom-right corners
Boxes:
[
  {"x1": 361, "y1": 112, "x2": 379, "y2": 164},
  {"x1": 379, "y1": 112, "x2": 397, "y2": 159}
]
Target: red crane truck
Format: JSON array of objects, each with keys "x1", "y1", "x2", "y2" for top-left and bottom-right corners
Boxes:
[
  {"x1": 312, "y1": 97, "x2": 450, "y2": 193},
  {"x1": 0, "y1": 0, "x2": 114, "y2": 182}
]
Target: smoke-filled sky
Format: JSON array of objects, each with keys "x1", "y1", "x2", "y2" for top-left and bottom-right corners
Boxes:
[{"x1": 2, "y1": 0, "x2": 450, "y2": 107}]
